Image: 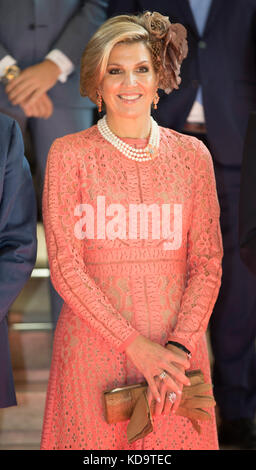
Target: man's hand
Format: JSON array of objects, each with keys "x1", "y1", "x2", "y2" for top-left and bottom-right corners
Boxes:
[
  {"x1": 6, "y1": 60, "x2": 60, "y2": 107},
  {"x1": 21, "y1": 92, "x2": 54, "y2": 119}
]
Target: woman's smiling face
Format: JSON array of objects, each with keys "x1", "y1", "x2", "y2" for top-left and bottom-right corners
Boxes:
[{"x1": 99, "y1": 41, "x2": 159, "y2": 120}]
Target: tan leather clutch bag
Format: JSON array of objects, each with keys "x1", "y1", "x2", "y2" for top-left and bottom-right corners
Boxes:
[
  {"x1": 104, "y1": 369, "x2": 216, "y2": 443},
  {"x1": 104, "y1": 381, "x2": 148, "y2": 424}
]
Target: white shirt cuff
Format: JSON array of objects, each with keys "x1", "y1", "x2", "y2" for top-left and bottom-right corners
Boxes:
[
  {"x1": 0, "y1": 55, "x2": 17, "y2": 77},
  {"x1": 186, "y1": 100, "x2": 205, "y2": 123},
  {"x1": 45, "y1": 49, "x2": 74, "y2": 83}
]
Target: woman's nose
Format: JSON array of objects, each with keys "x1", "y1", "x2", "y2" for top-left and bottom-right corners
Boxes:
[{"x1": 122, "y1": 71, "x2": 137, "y2": 86}]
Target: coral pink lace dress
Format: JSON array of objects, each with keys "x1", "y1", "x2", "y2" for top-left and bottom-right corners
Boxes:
[{"x1": 40, "y1": 124, "x2": 223, "y2": 450}]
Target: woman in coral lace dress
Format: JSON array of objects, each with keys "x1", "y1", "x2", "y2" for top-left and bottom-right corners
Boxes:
[{"x1": 40, "y1": 12, "x2": 223, "y2": 450}]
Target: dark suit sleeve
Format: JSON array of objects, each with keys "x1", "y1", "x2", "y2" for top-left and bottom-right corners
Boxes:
[
  {"x1": 0, "y1": 120, "x2": 37, "y2": 323},
  {"x1": 51, "y1": 0, "x2": 108, "y2": 68},
  {"x1": 239, "y1": 111, "x2": 256, "y2": 275},
  {"x1": 0, "y1": 43, "x2": 11, "y2": 61}
]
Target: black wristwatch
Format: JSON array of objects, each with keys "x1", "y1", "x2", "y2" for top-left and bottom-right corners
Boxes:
[{"x1": 165, "y1": 341, "x2": 192, "y2": 358}]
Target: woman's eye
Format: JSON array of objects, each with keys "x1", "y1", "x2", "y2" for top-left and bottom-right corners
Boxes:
[
  {"x1": 137, "y1": 66, "x2": 149, "y2": 73},
  {"x1": 108, "y1": 68, "x2": 121, "y2": 74}
]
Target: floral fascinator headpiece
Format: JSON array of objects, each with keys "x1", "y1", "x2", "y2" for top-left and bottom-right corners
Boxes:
[{"x1": 141, "y1": 11, "x2": 188, "y2": 94}]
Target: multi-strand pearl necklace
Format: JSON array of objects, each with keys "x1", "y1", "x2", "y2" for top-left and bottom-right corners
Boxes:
[{"x1": 97, "y1": 115, "x2": 160, "y2": 162}]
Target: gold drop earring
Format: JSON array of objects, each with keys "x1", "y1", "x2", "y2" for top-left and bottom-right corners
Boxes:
[
  {"x1": 153, "y1": 91, "x2": 160, "y2": 109},
  {"x1": 96, "y1": 91, "x2": 103, "y2": 113}
]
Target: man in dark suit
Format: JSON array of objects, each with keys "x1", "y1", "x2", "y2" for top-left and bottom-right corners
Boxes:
[
  {"x1": 108, "y1": 0, "x2": 256, "y2": 448},
  {"x1": 240, "y1": 111, "x2": 256, "y2": 274},
  {"x1": 238, "y1": 111, "x2": 256, "y2": 447},
  {"x1": 239, "y1": 112, "x2": 256, "y2": 444},
  {"x1": 0, "y1": 112, "x2": 37, "y2": 408},
  {"x1": 0, "y1": 0, "x2": 108, "y2": 325}
]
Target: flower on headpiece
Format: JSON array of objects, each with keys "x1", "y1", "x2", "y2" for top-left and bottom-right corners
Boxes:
[
  {"x1": 141, "y1": 11, "x2": 188, "y2": 94},
  {"x1": 162, "y1": 23, "x2": 188, "y2": 93},
  {"x1": 143, "y1": 11, "x2": 170, "y2": 40}
]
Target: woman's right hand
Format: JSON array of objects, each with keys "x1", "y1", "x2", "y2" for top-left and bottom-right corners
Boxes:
[{"x1": 125, "y1": 335, "x2": 190, "y2": 404}]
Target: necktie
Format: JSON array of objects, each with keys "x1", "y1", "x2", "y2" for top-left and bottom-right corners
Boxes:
[
  {"x1": 189, "y1": 0, "x2": 212, "y2": 36},
  {"x1": 188, "y1": 0, "x2": 212, "y2": 105}
]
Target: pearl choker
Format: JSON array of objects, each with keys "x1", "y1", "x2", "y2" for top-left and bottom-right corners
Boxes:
[{"x1": 97, "y1": 115, "x2": 160, "y2": 162}]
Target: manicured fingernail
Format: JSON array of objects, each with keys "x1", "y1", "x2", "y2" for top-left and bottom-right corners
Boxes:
[
  {"x1": 178, "y1": 390, "x2": 182, "y2": 395},
  {"x1": 157, "y1": 397, "x2": 161, "y2": 403}
]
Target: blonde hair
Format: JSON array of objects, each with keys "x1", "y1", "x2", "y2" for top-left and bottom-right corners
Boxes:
[{"x1": 80, "y1": 12, "x2": 188, "y2": 103}]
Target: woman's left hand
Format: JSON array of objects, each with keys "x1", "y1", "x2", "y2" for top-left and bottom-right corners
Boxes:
[{"x1": 147, "y1": 344, "x2": 190, "y2": 416}]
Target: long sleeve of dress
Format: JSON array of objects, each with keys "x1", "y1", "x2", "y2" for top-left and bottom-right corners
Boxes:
[
  {"x1": 167, "y1": 140, "x2": 223, "y2": 355},
  {"x1": 43, "y1": 138, "x2": 140, "y2": 352}
]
